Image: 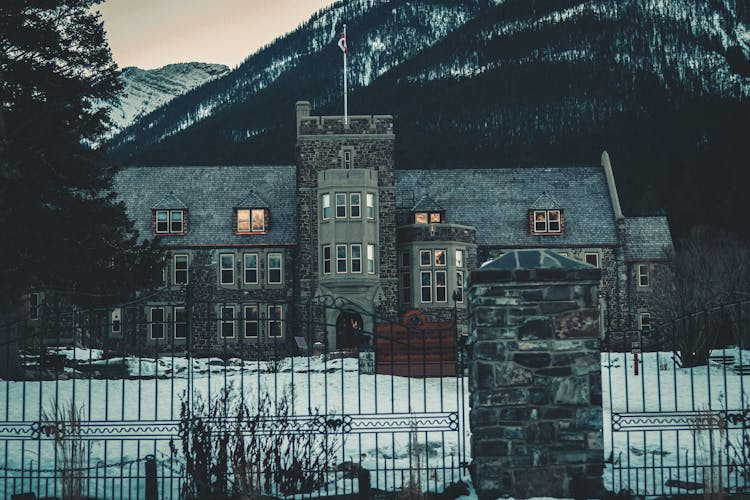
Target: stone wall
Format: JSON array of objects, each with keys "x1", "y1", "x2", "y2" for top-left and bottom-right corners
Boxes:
[{"x1": 468, "y1": 252, "x2": 604, "y2": 499}]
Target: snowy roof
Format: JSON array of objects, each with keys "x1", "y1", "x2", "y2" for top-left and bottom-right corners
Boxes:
[
  {"x1": 624, "y1": 216, "x2": 673, "y2": 261},
  {"x1": 395, "y1": 167, "x2": 619, "y2": 247},
  {"x1": 114, "y1": 166, "x2": 297, "y2": 246}
]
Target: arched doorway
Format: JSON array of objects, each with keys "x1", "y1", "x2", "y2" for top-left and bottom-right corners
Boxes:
[{"x1": 336, "y1": 311, "x2": 365, "y2": 349}]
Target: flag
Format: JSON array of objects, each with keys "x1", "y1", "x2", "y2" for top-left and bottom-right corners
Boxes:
[{"x1": 338, "y1": 30, "x2": 347, "y2": 54}]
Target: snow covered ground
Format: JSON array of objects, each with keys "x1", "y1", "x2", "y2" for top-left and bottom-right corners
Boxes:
[{"x1": 2, "y1": 349, "x2": 750, "y2": 498}]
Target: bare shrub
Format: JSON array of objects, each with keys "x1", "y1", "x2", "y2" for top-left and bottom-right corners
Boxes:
[{"x1": 43, "y1": 402, "x2": 86, "y2": 500}]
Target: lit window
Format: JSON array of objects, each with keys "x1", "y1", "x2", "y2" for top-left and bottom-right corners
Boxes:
[
  {"x1": 435, "y1": 249, "x2": 447, "y2": 266},
  {"x1": 638, "y1": 264, "x2": 650, "y2": 287},
  {"x1": 244, "y1": 305, "x2": 258, "y2": 338},
  {"x1": 29, "y1": 293, "x2": 40, "y2": 320},
  {"x1": 415, "y1": 212, "x2": 428, "y2": 224},
  {"x1": 532, "y1": 209, "x2": 563, "y2": 234},
  {"x1": 456, "y1": 271, "x2": 464, "y2": 303},
  {"x1": 584, "y1": 252, "x2": 599, "y2": 268},
  {"x1": 268, "y1": 254, "x2": 282, "y2": 284},
  {"x1": 174, "y1": 254, "x2": 189, "y2": 285},
  {"x1": 430, "y1": 212, "x2": 442, "y2": 223},
  {"x1": 237, "y1": 209, "x2": 265, "y2": 232},
  {"x1": 350, "y1": 193, "x2": 361, "y2": 218},
  {"x1": 322, "y1": 194, "x2": 331, "y2": 220},
  {"x1": 220, "y1": 306, "x2": 235, "y2": 338},
  {"x1": 351, "y1": 244, "x2": 362, "y2": 273},
  {"x1": 111, "y1": 308, "x2": 121, "y2": 334},
  {"x1": 335, "y1": 193, "x2": 346, "y2": 218},
  {"x1": 420, "y1": 250, "x2": 431, "y2": 266},
  {"x1": 268, "y1": 305, "x2": 283, "y2": 338},
  {"x1": 220, "y1": 254, "x2": 235, "y2": 285},
  {"x1": 420, "y1": 271, "x2": 432, "y2": 303},
  {"x1": 174, "y1": 307, "x2": 187, "y2": 339},
  {"x1": 367, "y1": 244, "x2": 375, "y2": 274},
  {"x1": 435, "y1": 270, "x2": 447, "y2": 302},
  {"x1": 402, "y1": 272, "x2": 411, "y2": 304},
  {"x1": 156, "y1": 210, "x2": 185, "y2": 234},
  {"x1": 639, "y1": 313, "x2": 652, "y2": 332},
  {"x1": 366, "y1": 193, "x2": 375, "y2": 219},
  {"x1": 323, "y1": 245, "x2": 331, "y2": 274},
  {"x1": 337, "y1": 245, "x2": 347, "y2": 273},
  {"x1": 455, "y1": 249, "x2": 464, "y2": 268},
  {"x1": 243, "y1": 254, "x2": 258, "y2": 284},
  {"x1": 150, "y1": 307, "x2": 165, "y2": 340}
]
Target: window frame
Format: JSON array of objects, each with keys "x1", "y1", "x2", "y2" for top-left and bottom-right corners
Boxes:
[
  {"x1": 367, "y1": 244, "x2": 375, "y2": 274},
  {"x1": 111, "y1": 308, "x2": 121, "y2": 335},
  {"x1": 420, "y1": 271, "x2": 432, "y2": 303},
  {"x1": 322, "y1": 194, "x2": 331, "y2": 220},
  {"x1": 420, "y1": 250, "x2": 431, "y2": 267},
  {"x1": 435, "y1": 270, "x2": 447, "y2": 303},
  {"x1": 335, "y1": 193, "x2": 347, "y2": 219},
  {"x1": 267, "y1": 253, "x2": 282, "y2": 285},
  {"x1": 639, "y1": 312, "x2": 652, "y2": 332},
  {"x1": 336, "y1": 244, "x2": 347, "y2": 274},
  {"x1": 243, "y1": 253, "x2": 258, "y2": 285},
  {"x1": 350, "y1": 193, "x2": 361, "y2": 219},
  {"x1": 414, "y1": 212, "x2": 428, "y2": 224},
  {"x1": 243, "y1": 305, "x2": 259, "y2": 339},
  {"x1": 268, "y1": 305, "x2": 284, "y2": 338},
  {"x1": 455, "y1": 249, "x2": 464, "y2": 268},
  {"x1": 219, "y1": 253, "x2": 235, "y2": 285},
  {"x1": 351, "y1": 244, "x2": 362, "y2": 273},
  {"x1": 366, "y1": 193, "x2": 375, "y2": 220},
  {"x1": 456, "y1": 271, "x2": 464, "y2": 303},
  {"x1": 149, "y1": 307, "x2": 165, "y2": 340},
  {"x1": 156, "y1": 210, "x2": 169, "y2": 234},
  {"x1": 322, "y1": 245, "x2": 331, "y2": 274},
  {"x1": 584, "y1": 252, "x2": 599, "y2": 268},
  {"x1": 402, "y1": 271, "x2": 411, "y2": 304},
  {"x1": 174, "y1": 254, "x2": 189, "y2": 285},
  {"x1": 343, "y1": 149, "x2": 352, "y2": 169},
  {"x1": 170, "y1": 210, "x2": 184, "y2": 233},
  {"x1": 219, "y1": 305, "x2": 236, "y2": 339},
  {"x1": 174, "y1": 307, "x2": 187, "y2": 339},
  {"x1": 638, "y1": 264, "x2": 650, "y2": 287},
  {"x1": 434, "y1": 249, "x2": 447, "y2": 266}
]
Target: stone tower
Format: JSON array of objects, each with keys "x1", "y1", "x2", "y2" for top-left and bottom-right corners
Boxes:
[{"x1": 294, "y1": 102, "x2": 398, "y2": 348}]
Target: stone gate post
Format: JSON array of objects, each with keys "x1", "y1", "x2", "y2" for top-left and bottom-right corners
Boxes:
[{"x1": 467, "y1": 249, "x2": 603, "y2": 499}]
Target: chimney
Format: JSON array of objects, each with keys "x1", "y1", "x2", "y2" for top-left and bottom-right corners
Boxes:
[{"x1": 295, "y1": 101, "x2": 311, "y2": 138}]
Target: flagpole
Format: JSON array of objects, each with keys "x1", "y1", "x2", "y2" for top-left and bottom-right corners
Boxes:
[{"x1": 343, "y1": 24, "x2": 348, "y2": 126}]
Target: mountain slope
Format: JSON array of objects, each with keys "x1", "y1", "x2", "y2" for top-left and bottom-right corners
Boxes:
[
  {"x1": 108, "y1": 62, "x2": 229, "y2": 135},
  {"x1": 107, "y1": 0, "x2": 750, "y2": 239}
]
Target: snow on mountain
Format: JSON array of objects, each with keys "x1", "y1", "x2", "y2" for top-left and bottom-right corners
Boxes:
[{"x1": 107, "y1": 62, "x2": 229, "y2": 135}]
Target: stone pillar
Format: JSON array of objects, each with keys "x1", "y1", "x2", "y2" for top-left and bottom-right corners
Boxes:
[{"x1": 467, "y1": 249, "x2": 603, "y2": 499}]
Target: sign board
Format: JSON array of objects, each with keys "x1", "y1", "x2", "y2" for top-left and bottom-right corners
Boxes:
[
  {"x1": 359, "y1": 350, "x2": 375, "y2": 375},
  {"x1": 295, "y1": 336, "x2": 308, "y2": 352}
]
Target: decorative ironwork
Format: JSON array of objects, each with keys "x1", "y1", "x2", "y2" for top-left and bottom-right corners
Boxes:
[{"x1": 612, "y1": 410, "x2": 750, "y2": 432}]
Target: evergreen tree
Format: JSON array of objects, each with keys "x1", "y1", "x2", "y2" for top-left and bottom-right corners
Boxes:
[{"x1": 0, "y1": 0, "x2": 163, "y2": 311}]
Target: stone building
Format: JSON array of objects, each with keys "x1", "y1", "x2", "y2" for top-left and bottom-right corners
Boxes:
[{"x1": 28, "y1": 102, "x2": 672, "y2": 353}]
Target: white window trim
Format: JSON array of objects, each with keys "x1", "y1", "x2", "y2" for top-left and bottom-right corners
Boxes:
[
  {"x1": 243, "y1": 253, "x2": 259, "y2": 285},
  {"x1": 111, "y1": 308, "x2": 121, "y2": 334},
  {"x1": 366, "y1": 193, "x2": 375, "y2": 220},
  {"x1": 532, "y1": 209, "x2": 563, "y2": 234},
  {"x1": 455, "y1": 249, "x2": 464, "y2": 268},
  {"x1": 251, "y1": 208, "x2": 265, "y2": 232},
  {"x1": 323, "y1": 245, "x2": 331, "y2": 274},
  {"x1": 219, "y1": 305, "x2": 236, "y2": 339},
  {"x1": 243, "y1": 305, "x2": 259, "y2": 339},
  {"x1": 350, "y1": 193, "x2": 361, "y2": 219},
  {"x1": 174, "y1": 254, "x2": 189, "y2": 285},
  {"x1": 268, "y1": 305, "x2": 284, "y2": 338},
  {"x1": 367, "y1": 244, "x2": 375, "y2": 274},
  {"x1": 584, "y1": 252, "x2": 600, "y2": 268},
  {"x1": 322, "y1": 194, "x2": 331, "y2": 221},
  {"x1": 548, "y1": 210, "x2": 561, "y2": 232},
  {"x1": 419, "y1": 249, "x2": 431, "y2": 267},
  {"x1": 343, "y1": 149, "x2": 352, "y2": 169},
  {"x1": 638, "y1": 264, "x2": 650, "y2": 287},
  {"x1": 170, "y1": 210, "x2": 184, "y2": 234},
  {"x1": 420, "y1": 271, "x2": 432, "y2": 303},
  {"x1": 335, "y1": 193, "x2": 347, "y2": 219},
  {"x1": 267, "y1": 253, "x2": 283, "y2": 285},
  {"x1": 351, "y1": 244, "x2": 362, "y2": 273},
  {"x1": 456, "y1": 271, "x2": 464, "y2": 304},
  {"x1": 174, "y1": 307, "x2": 187, "y2": 339},
  {"x1": 336, "y1": 244, "x2": 348, "y2": 274},
  {"x1": 435, "y1": 249, "x2": 447, "y2": 267},
  {"x1": 639, "y1": 312, "x2": 652, "y2": 331},
  {"x1": 149, "y1": 307, "x2": 165, "y2": 340},
  {"x1": 155, "y1": 210, "x2": 169, "y2": 234},
  {"x1": 435, "y1": 270, "x2": 447, "y2": 303},
  {"x1": 219, "y1": 253, "x2": 235, "y2": 285}
]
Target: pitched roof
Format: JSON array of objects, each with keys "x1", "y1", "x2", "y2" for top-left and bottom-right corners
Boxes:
[
  {"x1": 395, "y1": 167, "x2": 619, "y2": 247},
  {"x1": 624, "y1": 216, "x2": 673, "y2": 261},
  {"x1": 236, "y1": 190, "x2": 269, "y2": 209},
  {"x1": 411, "y1": 193, "x2": 444, "y2": 212},
  {"x1": 152, "y1": 192, "x2": 187, "y2": 209},
  {"x1": 114, "y1": 166, "x2": 297, "y2": 246},
  {"x1": 482, "y1": 249, "x2": 593, "y2": 270}
]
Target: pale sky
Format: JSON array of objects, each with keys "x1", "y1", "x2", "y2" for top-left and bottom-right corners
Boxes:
[{"x1": 98, "y1": 0, "x2": 338, "y2": 70}]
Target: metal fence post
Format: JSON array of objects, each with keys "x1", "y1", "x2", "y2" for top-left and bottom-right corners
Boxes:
[{"x1": 145, "y1": 454, "x2": 157, "y2": 500}]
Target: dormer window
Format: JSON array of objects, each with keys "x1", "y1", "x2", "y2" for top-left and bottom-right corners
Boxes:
[
  {"x1": 530, "y1": 209, "x2": 563, "y2": 234},
  {"x1": 237, "y1": 208, "x2": 265, "y2": 233},
  {"x1": 155, "y1": 210, "x2": 186, "y2": 235},
  {"x1": 411, "y1": 194, "x2": 445, "y2": 225},
  {"x1": 414, "y1": 212, "x2": 443, "y2": 224}
]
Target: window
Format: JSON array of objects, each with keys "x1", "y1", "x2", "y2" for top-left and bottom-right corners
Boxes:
[
  {"x1": 402, "y1": 272, "x2": 411, "y2": 304},
  {"x1": 435, "y1": 270, "x2": 447, "y2": 302},
  {"x1": 335, "y1": 193, "x2": 346, "y2": 218},
  {"x1": 174, "y1": 307, "x2": 187, "y2": 339},
  {"x1": 456, "y1": 271, "x2": 464, "y2": 303},
  {"x1": 150, "y1": 307, "x2": 165, "y2": 340},
  {"x1": 243, "y1": 254, "x2": 258, "y2": 284},
  {"x1": 638, "y1": 264, "x2": 650, "y2": 287},
  {"x1": 401, "y1": 253, "x2": 410, "y2": 268},
  {"x1": 639, "y1": 312, "x2": 652, "y2": 332},
  {"x1": 367, "y1": 244, "x2": 375, "y2": 274},
  {"x1": 323, "y1": 245, "x2": 331, "y2": 274},
  {"x1": 170, "y1": 210, "x2": 184, "y2": 233},
  {"x1": 532, "y1": 209, "x2": 562, "y2": 234},
  {"x1": 366, "y1": 193, "x2": 375, "y2": 219},
  {"x1": 456, "y1": 249, "x2": 464, "y2": 268},
  {"x1": 243, "y1": 306, "x2": 258, "y2": 338},
  {"x1": 420, "y1": 271, "x2": 432, "y2": 303},
  {"x1": 584, "y1": 252, "x2": 599, "y2": 268},
  {"x1": 268, "y1": 254, "x2": 282, "y2": 284},
  {"x1": 343, "y1": 149, "x2": 352, "y2": 169},
  {"x1": 156, "y1": 210, "x2": 185, "y2": 234},
  {"x1": 415, "y1": 212, "x2": 428, "y2": 224},
  {"x1": 430, "y1": 212, "x2": 442, "y2": 223},
  {"x1": 350, "y1": 193, "x2": 361, "y2": 218},
  {"x1": 220, "y1": 306, "x2": 235, "y2": 338},
  {"x1": 29, "y1": 293, "x2": 40, "y2": 320},
  {"x1": 351, "y1": 244, "x2": 362, "y2": 273},
  {"x1": 415, "y1": 212, "x2": 441, "y2": 224},
  {"x1": 420, "y1": 250, "x2": 431, "y2": 266},
  {"x1": 268, "y1": 305, "x2": 283, "y2": 338},
  {"x1": 160, "y1": 265, "x2": 167, "y2": 287},
  {"x1": 435, "y1": 249, "x2": 447, "y2": 266},
  {"x1": 220, "y1": 254, "x2": 235, "y2": 285},
  {"x1": 156, "y1": 211, "x2": 169, "y2": 233},
  {"x1": 111, "y1": 308, "x2": 121, "y2": 334},
  {"x1": 174, "y1": 254, "x2": 189, "y2": 285},
  {"x1": 337, "y1": 245, "x2": 347, "y2": 273},
  {"x1": 322, "y1": 194, "x2": 331, "y2": 220},
  {"x1": 237, "y1": 209, "x2": 265, "y2": 233}
]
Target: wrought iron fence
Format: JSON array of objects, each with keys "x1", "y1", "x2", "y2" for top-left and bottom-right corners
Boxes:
[
  {"x1": 603, "y1": 301, "x2": 750, "y2": 497},
  {"x1": 0, "y1": 290, "x2": 468, "y2": 499}
]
